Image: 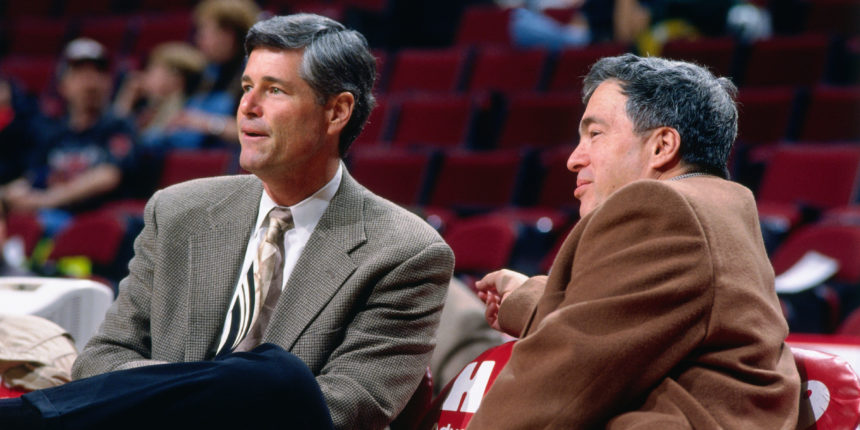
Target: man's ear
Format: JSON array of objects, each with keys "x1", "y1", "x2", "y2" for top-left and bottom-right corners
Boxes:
[
  {"x1": 326, "y1": 91, "x2": 355, "y2": 136},
  {"x1": 649, "y1": 126, "x2": 682, "y2": 171}
]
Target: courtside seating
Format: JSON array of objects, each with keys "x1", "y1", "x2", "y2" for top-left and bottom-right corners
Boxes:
[
  {"x1": 353, "y1": 96, "x2": 391, "y2": 146},
  {"x1": 741, "y1": 34, "x2": 830, "y2": 87},
  {"x1": 416, "y1": 342, "x2": 860, "y2": 430},
  {"x1": 772, "y1": 224, "x2": 860, "y2": 287},
  {"x1": 661, "y1": 36, "x2": 736, "y2": 79},
  {"x1": 798, "y1": 86, "x2": 860, "y2": 142},
  {"x1": 757, "y1": 145, "x2": 860, "y2": 230},
  {"x1": 428, "y1": 150, "x2": 522, "y2": 210},
  {"x1": 467, "y1": 47, "x2": 548, "y2": 94},
  {"x1": 49, "y1": 212, "x2": 126, "y2": 268},
  {"x1": 5, "y1": 212, "x2": 44, "y2": 257},
  {"x1": 385, "y1": 48, "x2": 469, "y2": 94}
]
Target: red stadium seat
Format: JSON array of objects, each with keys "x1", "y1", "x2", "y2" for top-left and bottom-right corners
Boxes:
[
  {"x1": 62, "y1": 0, "x2": 116, "y2": 16},
  {"x1": 347, "y1": 148, "x2": 432, "y2": 206},
  {"x1": 158, "y1": 149, "x2": 234, "y2": 189},
  {"x1": 736, "y1": 87, "x2": 797, "y2": 145},
  {"x1": 467, "y1": 47, "x2": 548, "y2": 94},
  {"x1": 547, "y1": 43, "x2": 627, "y2": 94},
  {"x1": 497, "y1": 92, "x2": 582, "y2": 149},
  {"x1": 805, "y1": 0, "x2": 860, "y2": 36},
  {"x1": 131, "y1": 13, "x2": 193, "y2": 58},
  {"x1": 385, "y1": 48, "x2": 469, "y2": 94},
  {"x1": 443, "y1": 215, "x2": 519, "y2": 274},
  {"x1": 742, "y1": 34, "x2": 830, "y2": 88},
  {"x1": 3, "y1": 0, "x2": 54, "y2": 18},
  {"x1": 353, "y1": 96, "x2": 391, "y2": 146},
  {"x1": 49, "y1": 212, "x2": 125, "y2": 266},
  {"x1": 771, "y1": 224, "x2": 860, "y2": 286},
  {"x1": 661, "y1": 36, "x2": 736, "y2": 79},
  {"x1": 77, "y1": 16, "x2": 132, "y2": 55},
  {"x1": 455, "y1": 6, "x2": 513, "y2": 47},
  {"x1": 428, "y1": 150, "x2": 522, "y2": 209},
  {"x1": 799, "y1": 86, "x2": 860, "y2": 142},
  {"x1": 391, "y1": 94, "x2": 475, "y2": 148},
  {"x1": 757, "y1": 145, "x2": 860, "y2": 229},
  {"x1": 6, "y1": 17, "x2": 70, "y2": 56},
  {"x1": 0, "y1": 56, "x2": 56, "y2": 96},
  {"x1": 536, "y1": 146, "x2": 578, "y2": 210},
  {"x1": 6, "y1": 212, "x2": 44, "y2": 257},
  {"x1": 792, "y1": 347, "x2": 860, "y2": 430}
]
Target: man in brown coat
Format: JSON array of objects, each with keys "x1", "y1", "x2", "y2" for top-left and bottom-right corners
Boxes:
[{"x1": 471, "y1": 54, "x2": 800, "y2": 429}]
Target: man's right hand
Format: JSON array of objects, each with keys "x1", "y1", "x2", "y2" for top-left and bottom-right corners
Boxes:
[{"x1": 475, "y1": 269, "x2": 528, "y2": 331}]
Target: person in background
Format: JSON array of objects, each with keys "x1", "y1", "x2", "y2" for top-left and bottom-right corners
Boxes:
[
  {"x1": 165, "y1": 0, "x2": 260, "y2": 148},
  {"x1": 113, "y1": 42, "x2": 206, "y2": 150},
  {"x1": 0, "y1": 198, "x2": 31, "y2": 277},
  {"x1": 0, "y1": 38, "x2": 136, "y2": 236},
  {"x1": 469, "y1": 54, "x2": 800, "y2": 429}
]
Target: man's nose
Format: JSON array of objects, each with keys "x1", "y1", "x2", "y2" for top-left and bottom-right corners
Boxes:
[
  {"x1": 239, "y1": 91, "x2": 262, "y2": 118},
  {"x1": 567, "y1": 143, "x2": 588, "y2": 173}
]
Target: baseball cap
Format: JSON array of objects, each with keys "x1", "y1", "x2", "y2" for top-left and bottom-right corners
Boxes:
[{"x1": 61, "y1": 38, "x2": 109, "y2": 71}]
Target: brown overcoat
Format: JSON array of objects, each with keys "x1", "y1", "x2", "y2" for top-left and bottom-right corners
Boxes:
[{"x1": 468, "y1": 176, "x2": 800, "y2": 429}]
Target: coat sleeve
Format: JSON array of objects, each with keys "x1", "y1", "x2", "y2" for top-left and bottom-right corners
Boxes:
[
  {"x1": 71, "y1": 191, "x2": 169, "y2": 379},
  {"x1": 467, "y1": 181, "x2": 715, "y2": 429},
  {"x1": 316, "y1": 239, "x2": 454, "y2": 430}
]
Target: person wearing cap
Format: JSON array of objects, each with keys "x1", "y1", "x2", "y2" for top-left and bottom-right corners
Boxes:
[{"x1": 0, "y1": 38, "x2": 136, "y2": 235}]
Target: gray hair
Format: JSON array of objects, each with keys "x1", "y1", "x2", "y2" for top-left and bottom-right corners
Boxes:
[
  {"x1": 583, "y1": 54, "x2": 738, "y2": 178},
  {"x1": 245, "y1": 14, "x2": 376, "y2": 157}
]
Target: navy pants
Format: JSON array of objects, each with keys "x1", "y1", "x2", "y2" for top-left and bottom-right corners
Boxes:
[{"x1": 20, "y1": 343, "x2": 333, "y2": 430}]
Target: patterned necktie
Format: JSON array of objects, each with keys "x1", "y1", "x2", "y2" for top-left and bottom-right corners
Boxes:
[{"x1": 217, "y1": 207, "x2": 293, "y2": 354}]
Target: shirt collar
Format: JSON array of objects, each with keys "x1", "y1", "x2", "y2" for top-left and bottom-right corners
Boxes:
[{"x1": 255, "y1": 162, "x2": 343, "y2": 235}]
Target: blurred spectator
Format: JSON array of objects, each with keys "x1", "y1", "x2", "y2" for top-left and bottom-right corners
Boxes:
[
  {"x1": 0, "y1": 38, "x2": 136, "y2": 236},
  {"x1": 0, "y1": 78, "x2": 40, "y2": 185},
  {"x1": 0, "y1": 198, "x2": 31, "y2": 277},
  {"x1": 165, "y1": 0, "x2": 260, "y2": 148},
  {"x1": 113, "y1": 42, "x2": 207, "y2": 149}
]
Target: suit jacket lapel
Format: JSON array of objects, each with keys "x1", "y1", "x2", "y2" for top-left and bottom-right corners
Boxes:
[
  {"x1": 265, "y1": 171, "x2": 366, "y2": 350},
  {"x1": 187, "y1": 176, "x2": 263, "y2": 359}
]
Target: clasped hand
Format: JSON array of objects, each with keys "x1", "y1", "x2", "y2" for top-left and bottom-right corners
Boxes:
[{"x1": 474, "y1": 269, "x2": 528, "y2": 331}]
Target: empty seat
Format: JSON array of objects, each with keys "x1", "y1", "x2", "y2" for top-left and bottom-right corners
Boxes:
[
  {"x1": 455, "y1": 6, "x2": 513, "y2": 47},
  {"x1": 353, "y1": 96, "x2": 391, "y2": 146},
  {"x1": 805, "y1": 0, "x2": 860, "y2": 36},
  {"x1": 741, "y1": 34, "x2": 830, "y2": 87},
  {"x1": 5, "y1": 212, "x2": 44, "y2": 257},
  {"x1": 391, "y1": 94, "x2": 475, "y2": 148},
  {"x1": 443, "y1": 214, "x2": 519, "y2": 274},
  {"x1": 3, "y1": 0, "x2": 54, "y2": 18},
  {"x1": 61, "y1": 0, "x2": 116, "y2": 16},
  {"x1": 467, "y1": 47, "x2": 548, "y2": 94},
  {"x1": 735, "y1": 87, "x2": 797, "y2": 144},
  {"x1": 49, "y1": 212, "x2": 126, "y2": 267},
  {"x1": 7, "y1": 17, "x2": 70, "y2": 56},
  {"x1": 497, "y1": 93, "x2": 581, "y2": 149},
  {"x1": 158, "y1": 149, "x2": 234, "y2": 189},
  {"x1": 799, "y1": 86, "x2": 860, "y2": 142},
  {"x1": 428, "y1": 150, "x2": 522, "y2": 209},
  {"x1": 385, "y1": 48, "x2": 469, "y2": 94},
  {"x1": 536, "y1": 146, "x2": 578, "y2": 210},
  {"x1": 0, "y1": 56, "x2": 56, "y2": 96},
  {"x1": 76, "y1": 16, "x2": 133, "y2": 55},
  {"x1": 132, "y1": 13, "x2": 193, "y2": 58},
  {"x1": 757, "y1": 144, "x2": 860, "y2": 228},
  {"x1": 348, "y1": 148, "x2": 432, "y2": 206},
  {"x1": 772, "y1": 223, "x2": 860, "y2": 286},
  {"x1": 547, "y1": 43, "x2": 627, "y2": 94},
  {"x1": 660, "y1": 37, "x2": 736, "y2": 79}
]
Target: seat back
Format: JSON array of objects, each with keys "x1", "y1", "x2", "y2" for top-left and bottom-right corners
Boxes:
[
  {"x1": 792, "y1": 347, "x2": 860, "y2": 430},
  {"x1": 390, "y1": 368, "x2": 433, "y2": 430}
]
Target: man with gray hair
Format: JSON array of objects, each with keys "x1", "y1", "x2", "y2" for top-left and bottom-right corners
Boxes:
[
  {"x1": 0, "y1": 14, "x2": 453, "y2": 429},
  {"x1": 472, "y1": 54, "x2": 800, "y2": 428}
]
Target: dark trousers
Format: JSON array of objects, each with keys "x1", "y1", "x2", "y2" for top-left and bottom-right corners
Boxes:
[{"x1": 20, "y1": 343, "x2": 333, "y2": 430}]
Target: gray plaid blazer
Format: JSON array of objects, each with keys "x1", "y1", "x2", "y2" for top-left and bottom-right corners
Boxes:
[{"x1": 71, "y1": 170, "x2": 454, "y2": 429}]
